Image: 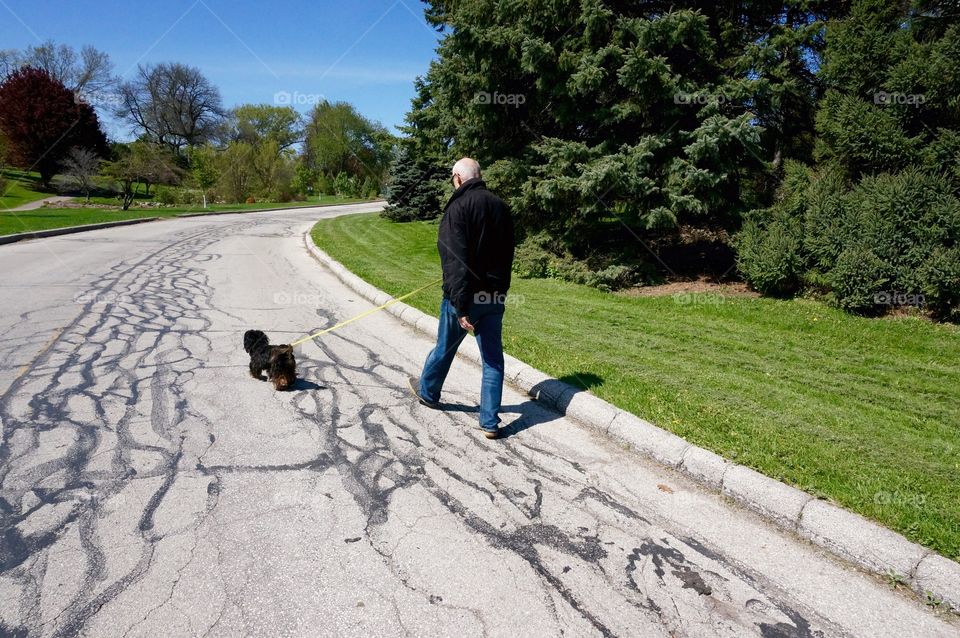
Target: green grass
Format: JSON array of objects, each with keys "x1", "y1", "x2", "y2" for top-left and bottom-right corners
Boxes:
[
  {"x1": 0, "y1": 170, "x2": 54, "y2": 209},
  {"x1": 312, "y1": 212, "x2": 960, "y2": 560},
  {"x1": 0, "y1": 196, "x2": 370, "y2": 236}
]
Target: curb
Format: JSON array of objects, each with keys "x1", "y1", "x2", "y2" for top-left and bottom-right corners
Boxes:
[
  {"x1": 0, "y1": 216, "x2": 159, "y2": 245},
  {"x1": 303, "y1": 229, "x2": 960, "y2": 614}
]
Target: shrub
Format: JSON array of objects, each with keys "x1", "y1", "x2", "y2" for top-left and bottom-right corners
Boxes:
[
  {"x1": 154, "y1": 185, "x2": 176, "y2": 205},
  {"x1": 920, "y1": 247, "x2": 960, "y2": 321},
  {"x1": 828, "y1": 246, "x2": 891, "y2": 313},
  {"x1": 801, "y1": 167, "x2": 848, "y2": 268},
  {"x1": 813, "y1": 92, "x2": 920, "y2": 178},
  {"x1": 736, "y1": 215, "x2": 805, "y2": 296},
  {"x1": 512, "y1": 231, "x2": 640, "y2": 290},
  {"x1": 740, "y1": 164, "x2": 960, "y2": 319},
  {"x1": 588, "y1": 264, "x2": 638, "y2": 291},
  {"x1": 333, "y1": 172, "x2": 353, "y2": 197},
  {"x1": 512, "y1": 232, "x2": 553, "y2": 279},
  {"x1": 245, "y1": 196, "x2": 256, "y2": 204},
  {"x1": 176, "y1": 188, "x2": 204, "y2": 207},
  {"x1": 836, "y1": 169, "x2": 960, "y2": 313}
]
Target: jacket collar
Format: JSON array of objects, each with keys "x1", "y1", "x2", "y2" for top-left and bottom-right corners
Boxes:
[{"x1": 444, "y1": 178, "x2": 485, "y2": 211}]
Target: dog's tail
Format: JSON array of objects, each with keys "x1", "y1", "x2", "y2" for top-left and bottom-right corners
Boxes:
[{"x1": 243, "y1": 329, "x2": 269, "y2": 353}]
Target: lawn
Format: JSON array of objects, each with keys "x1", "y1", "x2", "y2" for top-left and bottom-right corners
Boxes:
[
  {"x1": 312, "y1": 212, "x2": 960, "y2": 562},
  {"x1": 0, "y1": 196, "x2": 371, "y2": 236},
  {"x1": 0, "y1": 170, "x2": 53, "y2": 209}
]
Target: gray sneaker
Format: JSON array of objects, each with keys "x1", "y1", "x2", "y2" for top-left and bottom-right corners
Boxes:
[{"x1": 407, "y1": 376, "x2": 440, "y2": 409}]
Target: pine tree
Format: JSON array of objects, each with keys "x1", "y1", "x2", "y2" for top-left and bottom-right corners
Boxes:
[
  {"x1": 738, "y1": 0, "x2": 960, "y2": 320},
  {"x1": 381, "y1": 147, "x2": 445, "y2": 221},
  {"x1": 407, "y1": 0, "x2": 840, "y2": 253}
]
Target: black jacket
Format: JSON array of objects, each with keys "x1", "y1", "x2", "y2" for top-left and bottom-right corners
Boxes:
[{"x1": 438, "y1": 178, "x2": 515, "y2": 316}]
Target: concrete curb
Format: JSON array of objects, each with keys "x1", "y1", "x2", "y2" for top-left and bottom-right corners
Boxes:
[
  {"x1": 0, "y1": 216, "x2": 160, "y2": 245},
  {"x1": 303, "y1": 229, "x2": 960, "y2": 614}
]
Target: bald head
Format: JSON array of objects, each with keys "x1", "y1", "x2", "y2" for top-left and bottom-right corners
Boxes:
[{"x1": 452, "y1": 158, "x2": 481, "y2": 188}]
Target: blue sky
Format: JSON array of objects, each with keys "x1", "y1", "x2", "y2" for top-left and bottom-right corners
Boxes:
[{"x1": 0, "y1": 0, "x2": 441, "y2": 138}]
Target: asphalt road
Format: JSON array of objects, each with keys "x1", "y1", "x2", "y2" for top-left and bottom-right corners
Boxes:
[{"x1": 0, "y1": 204, "x2": 956, "y2": 638}]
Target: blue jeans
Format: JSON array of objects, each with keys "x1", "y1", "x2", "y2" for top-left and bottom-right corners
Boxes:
[{"x1": 419, "y1": 298, "x2": 505, "y2": 430}]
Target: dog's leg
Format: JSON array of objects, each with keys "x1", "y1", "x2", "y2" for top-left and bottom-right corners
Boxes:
[{"x1": 249, "y1": 360, "x2": 264, "y2": 379}]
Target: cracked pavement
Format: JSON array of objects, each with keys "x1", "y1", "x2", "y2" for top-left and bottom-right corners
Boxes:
[{"x1": 0, "y1": 203, "x2": 956, "y2": 637}]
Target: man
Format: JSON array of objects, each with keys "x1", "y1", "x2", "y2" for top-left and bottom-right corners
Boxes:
[{"x1": 408, "y1": 158, "x2": 515, "y2": 439}]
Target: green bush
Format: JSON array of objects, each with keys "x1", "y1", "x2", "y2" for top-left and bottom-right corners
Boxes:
[
  {"x1": 828, "y1": 246, "x2": 891, "y2": 313},
  {"x1": 735, "y1": 215, "x2": 805, "y2": 296},
  {"x1": 588, "y1": 264, "x2": 638, "y2": 291},
  {"x1": 512, "y1": 232, "x2": 553, "y2": 279},
  {"x1": 739, "y1": 165, "x2": 960, "y2": 319},
  {"x1": 801, "y1": 167, "x2": 848, "y2": 268},
  {"x1": 512, "y1": 231, "x2": 641, "y2": 290},
  {"x1": 154, "y1": 185, "x2": 176, "y2": 205},
  {"x1": 333, "y1": 172, "x2": 354, "y2": 197},
  {"x1": 920, "y1": 247, "x2": 960, "y2": 322},
  {"x1": 814, "y1": 92, "x2": 920, "y2": 178},
  {"x1": 177, "y1": 188, "x2": 204, "y2": 207}
]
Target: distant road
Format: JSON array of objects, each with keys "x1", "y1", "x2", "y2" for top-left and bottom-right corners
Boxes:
[{"x1": 3, "y1": 195, "x2": 73, "y2": 212}]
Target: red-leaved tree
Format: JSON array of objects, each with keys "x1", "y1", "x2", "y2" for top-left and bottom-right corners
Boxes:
[{"x1": 0, "y1": 67, "x2": 108, "y2": 188}]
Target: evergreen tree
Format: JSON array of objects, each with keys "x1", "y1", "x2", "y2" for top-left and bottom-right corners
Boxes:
[
  {"x1": 738, "y1": 0, "x2": 960, "y2": 320},
  {"x1": 382, "y1": 147, "x2": 445, "y2": 221},
  {"x1": 406, "y1": 0, "x2": 839, "y2": 254}
]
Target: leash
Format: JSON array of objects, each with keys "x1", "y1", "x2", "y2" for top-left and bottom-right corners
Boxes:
[{"x1": 290, "y1": 277, "x2": 442, "y2": 347}]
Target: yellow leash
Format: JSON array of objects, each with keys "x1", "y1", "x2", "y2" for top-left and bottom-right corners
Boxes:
[{"x1": 290, "y1": 277, "x2": 442, "y2": 347}]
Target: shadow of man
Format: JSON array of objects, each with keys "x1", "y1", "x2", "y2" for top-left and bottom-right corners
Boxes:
[{"x1": 440, "y1": 370, "x2": 604, "y2": 439}]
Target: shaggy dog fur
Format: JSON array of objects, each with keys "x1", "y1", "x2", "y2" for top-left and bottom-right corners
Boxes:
[{"x1": 243, "y1": 330, "x2": 296, "y2": 391}]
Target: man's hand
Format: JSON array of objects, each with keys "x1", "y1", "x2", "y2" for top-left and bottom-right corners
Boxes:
[{"x1": 458, "y1": 315, "x2": 475, "y2": 331}]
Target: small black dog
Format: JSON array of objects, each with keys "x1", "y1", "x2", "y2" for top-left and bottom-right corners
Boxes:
[{"x1": 243, "y1": 330, "x2": 296, "y2": 391}]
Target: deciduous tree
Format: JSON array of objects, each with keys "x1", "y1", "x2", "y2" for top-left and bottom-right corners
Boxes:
[
  {"x1": 117, "y1": 62, "x2": 224, "y2": 155},
  {"x1": 61, "y1": 147, "x2": 100, "y2": 202},
  {"x1": 0, "y1": 67, "x2": 109, "y2": 188}
]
